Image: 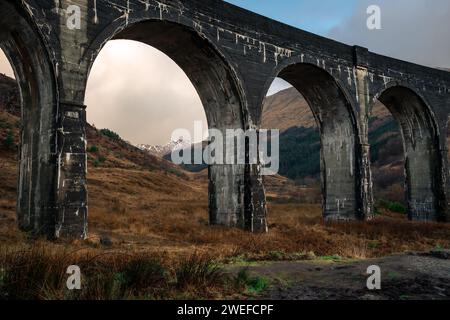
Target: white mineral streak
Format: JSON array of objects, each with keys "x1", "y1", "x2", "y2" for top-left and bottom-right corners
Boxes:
[
  {"x1": 125, "y1": 0, "x2": 130, "y2": 25},
  {"x1": 274, "y1": 46, "x2": 293, "y2": 66},
  {"x1": 346, "y1": 67, "x2": 352, "y2": 86},
  {"x1": 259, "y1": 42, "x2": 267, "y2": 63},
  {"x1": 381, "y1": 74, "x2": 391, "y2": 87},
  {"x1": 216, "y1": 27, "x2": 292, "y2": 64},
  {"x1": 157, "y1": 1, "x2": 169, "y2": 20},
  {"x1": 93, "y1": 0, "x2": 98, "y2": 24},
  {"x1": 352, "y1": 67, "x2": 359, "y2": 102},
  {"x1": 193, "y1": 20, "x2": 203, "y2": 33},
  {"x1": 21, "y1": 0, "x2": 35, "y2": 17}
]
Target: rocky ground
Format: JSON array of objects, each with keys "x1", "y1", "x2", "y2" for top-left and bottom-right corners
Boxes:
[{"x1": 236, "y1": 250, "x2": 450, "y2": 300}]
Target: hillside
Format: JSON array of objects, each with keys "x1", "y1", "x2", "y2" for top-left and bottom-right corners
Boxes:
[
  {"x1": 0, "y1": 74, "x2": 209, "y2": 239},
  {"x1": 0, "y1": 74, "x2": 306, "y2": 241},
  {"x1": 262, "y1": 87, "x2": 411, "y2": 202},
  {"x1": 262, "y1": 87, "x2": 391, "y2": 131},
  {"x1": 262, "y1": 88, "x2": 315, "y2": 131}
]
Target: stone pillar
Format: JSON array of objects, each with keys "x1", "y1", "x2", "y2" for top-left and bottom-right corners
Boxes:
[
  {"x1": 244, "y1": 162, "x2": 268, "y2": 233},
  {"x1": 209, "y1": 164, "x2": 245, "y2": 228},
  {"x1": 243, "y1": 127, "x2": 268, "y2": 233},
  {"x1": 438, "y1": 121, "x2": 450, "y2": 222},
  {"x1": 54, "y1": 101, "x2": 88, "y2": 239},
  {"x1": 353, "y1": 46, "x2": 374, "y2": 220}
]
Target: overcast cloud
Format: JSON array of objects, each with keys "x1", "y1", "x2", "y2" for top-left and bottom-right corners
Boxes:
[
  {"x1": 329, "y1": 0, "x2": 450, "y2": 68},
  {"x1": 0, "y1": 50, "x2": 14, "y2": 78},
  {"x1": 1, "y1": 1, "x2": 449, "y2": 145},
  {"x1": 85, "y1": 40, "x2": 207, "y2": 145}
]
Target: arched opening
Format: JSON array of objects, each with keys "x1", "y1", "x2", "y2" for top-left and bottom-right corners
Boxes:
[
  {"x1": 262, "y1": 78, "x2": 322, "y2": 222},
  {"x1": 83, "y1": 20, "x2": 246, "y2": 242},
  {"x1": 262, "y1": 64, "x2": 358, "y2": 221},
  {"x1": 376, "y1": 86, "x2": 442, "y2": 221},
  {"x1": 0, "y1": 48, "x2": 20, "y2": 239},
  {"x1": 369, "y1": 100, "x2": 406, "y2": 217},
  {"x1": 0, "y1": 1, "x2": 57, "y2": 237}
]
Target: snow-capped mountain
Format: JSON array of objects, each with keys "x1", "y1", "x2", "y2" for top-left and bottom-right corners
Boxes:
[{"x1": 137, "y1": 138, "x2": 192, "y2": 158}]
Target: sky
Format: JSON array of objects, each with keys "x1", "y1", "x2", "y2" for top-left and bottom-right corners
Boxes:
[{"x1": 1, "y1": 1, "x2": 449, "y2": 145}]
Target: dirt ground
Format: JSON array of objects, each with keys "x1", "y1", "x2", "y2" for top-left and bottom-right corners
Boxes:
[{"x1": 234, "y1": 250, "x2": 450, "y2": 300}]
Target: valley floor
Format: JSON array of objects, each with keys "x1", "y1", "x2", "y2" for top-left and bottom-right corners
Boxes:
[
  {"x1": 1, "y1": 166, "x2": 450, "y2": 299},
  {"x1": 234, "y1": 251, "x2": 450, "y2": 300}
]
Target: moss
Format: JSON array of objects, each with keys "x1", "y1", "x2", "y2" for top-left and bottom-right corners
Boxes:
[{"x1": 233, "y1": 268, "x2": 268, "y2": 295}]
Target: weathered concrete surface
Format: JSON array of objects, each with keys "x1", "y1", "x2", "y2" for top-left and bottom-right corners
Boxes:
[{"x1": 1, "y1": 0, "x2": 450, "y2": 238}]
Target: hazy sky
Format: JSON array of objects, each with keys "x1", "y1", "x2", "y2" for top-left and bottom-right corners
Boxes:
[
  {"x1": 0, "y1": 51, "x2": 13, "y2": 78},
  {"x1": 1, "y1": 1, "x2": 449, "y2": 145}
]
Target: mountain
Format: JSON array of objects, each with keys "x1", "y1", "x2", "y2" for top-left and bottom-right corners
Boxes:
[
  {"x1": 262, "y1": 88, "x2": 314, "y2": 131},
  {"x1": 137, "y1": 138, "x2": 192, "y2": 158},
  {"x1": 261, "y1": 86, "x2": 407, "y2": 200},
  {"x1": 0, "y1": 74, "x2": 206, "y2": 225},
  {"x1": 148, "y1": 86, "x2": 406, "y2": 197}
]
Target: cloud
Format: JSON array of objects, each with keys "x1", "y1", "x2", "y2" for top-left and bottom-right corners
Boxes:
[
  {"x1": 328, "y1": 0, "x2": 450, "y2": 69},
  {"x1": 0, "y1": 50, "x2": 14, "y2": 78},
  {"x1": 267, "y1": 78, "x2": 292, "y2": 96},
  {"x1": 85, "y1": 40, "x2": 207, "y2": 145}
]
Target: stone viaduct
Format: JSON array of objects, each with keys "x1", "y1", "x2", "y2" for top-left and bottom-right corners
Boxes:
[{"x1": 0, "y1": 0, "x2": 449, "y2": 239}]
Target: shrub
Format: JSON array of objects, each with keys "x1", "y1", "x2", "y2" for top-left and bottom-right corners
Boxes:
[
  {"x1": 100, "y1": 129, "x2": 121, "y2": 141},
  {"x1": 73, "y1": 255, "x2": 168, "y2": 300},
  {"x1": 3, "y1": 131, "x2": 15, "y2": 150},
  {"x1": 175, "y1": 254, "x2": 223, "y2": 289},
  {"x1": 379, "y1": 200, "x2": 407, "y2": 214},
  {"x1": 98, "y1": 156, "x2": 106, "y2": 163},
  {"x1": 118, "y1": 257, "x2": 167, "y2": 291},
  {"x1": 0, "y1": 246, "x2": 246, "y2": 300},
  {"x1": 0, "y1": 246, "x2": 68, "y2": 300},
  {"x1": 87, "y1": 145, "x2": 98, "y2": 153}
]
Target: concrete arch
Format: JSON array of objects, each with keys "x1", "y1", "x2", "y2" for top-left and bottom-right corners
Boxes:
[
  {"x1": 83, "y1": 16, "x2": 248, "y2": 126},
  {"x1": 373, "y1": 83, "x2": 446, "y2": 221},
  {"x1": 82, "y1": 18, "x2": 248, "y2": 228},
  {"x1": 263, "y1": 62, "x2": 360, "y2": 220},
  {"x1": 0, "y1": 1, "x2": 58, "y2": 235}
]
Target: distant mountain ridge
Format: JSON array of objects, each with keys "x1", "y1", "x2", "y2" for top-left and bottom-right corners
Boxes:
[{"x1": 137, "y1": 138, "x2": 192, "y2": 158}]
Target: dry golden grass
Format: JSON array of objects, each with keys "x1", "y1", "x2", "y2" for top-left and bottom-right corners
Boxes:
[
  {"x1": 0, "y1": 134, "x2": 448, "y2": 265},
  {"x1": 1, "y1": 163, "x2": 449, "y2": 262},
  {"x1": 0, "y1": 244, "x2": 241, "y2": 300}
]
